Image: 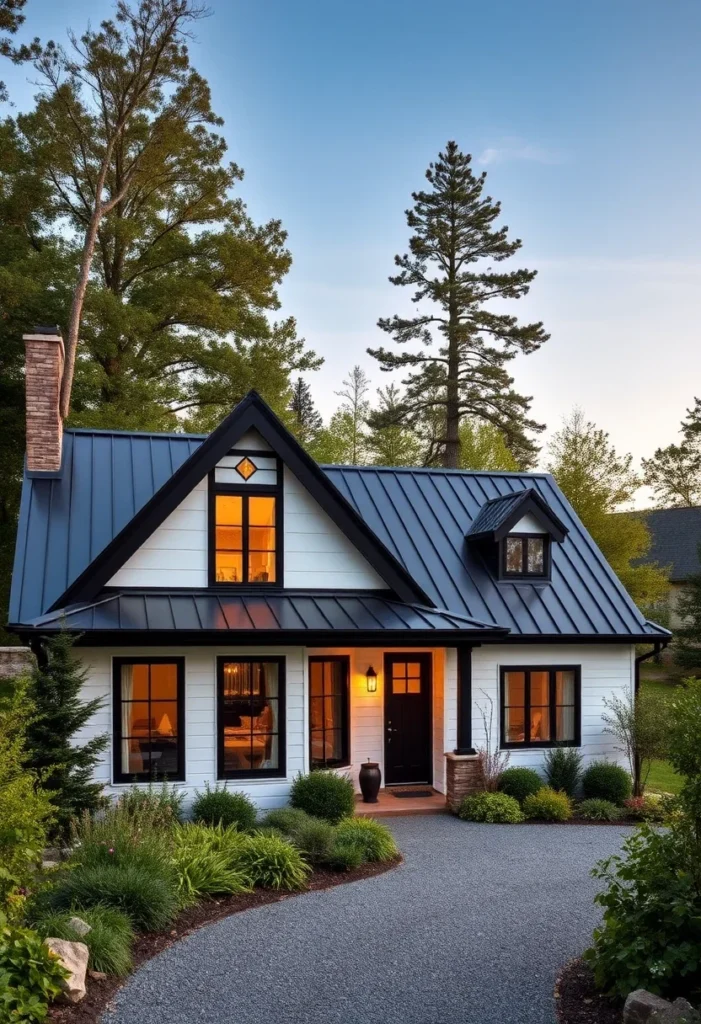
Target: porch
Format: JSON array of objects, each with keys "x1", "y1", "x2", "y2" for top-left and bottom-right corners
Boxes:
[{"x1": 355, "y1": 786, "x2": 448, "y2": 816}]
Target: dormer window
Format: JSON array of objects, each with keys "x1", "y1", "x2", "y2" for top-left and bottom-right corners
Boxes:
[
  {"x1": 466, "y1": 487, "x2": 568, "y2": 585},
  {"x1": 503, "y1": 534, "x2": 549, "y2": 578}
]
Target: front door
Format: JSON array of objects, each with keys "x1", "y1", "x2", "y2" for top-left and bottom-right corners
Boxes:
[{"x1": 384, "y1": 653, "x2": 432, "y2": 785}]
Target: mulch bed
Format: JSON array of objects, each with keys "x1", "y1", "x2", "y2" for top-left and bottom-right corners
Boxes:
[
  {"x1": 47, "y1": 856, "x2": 400, "y2": 1024},
  {"x1": 556, "y1": 957, "x2": 622, "y2": 1024}
]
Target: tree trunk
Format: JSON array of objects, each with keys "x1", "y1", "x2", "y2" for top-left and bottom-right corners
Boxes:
[
  {"x1": 443, "y1": 209, "x2": 460, "y2": 469},
  {"x1": 633, "y1": 750, "x2": 643, "y2": 798}
]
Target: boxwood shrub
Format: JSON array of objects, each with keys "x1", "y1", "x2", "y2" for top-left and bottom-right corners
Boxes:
[
  {"x1": 522, "y1": 787, "x2": 573, "y2": 822},
  {"x1": 458, "y1": 792, "x2": 524, "y2": 823},
  {"x1": 581, "y1": 762, "x2": 632, "y2": 806},
  {"x1": 290, "y1": 771, "x2": 355, "y2": 823},
  {"x1": 192, "y1": 784, "x2": 257, "y2": 831},
  {"x1": 498, "y1": 767, "x2": 543, "y2": 804}
]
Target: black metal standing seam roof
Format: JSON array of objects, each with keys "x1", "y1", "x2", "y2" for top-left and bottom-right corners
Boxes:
[
  {"x1": 637, "y1": 506, "x2": 701, "y2": 583},
  {"x1": 9, "y1": 426, "x2": 669, "y2": 639},
  {"x1": 467, "y1": 491, "x2": 532, "y2": 537},
  {"x1": 27, "y1": 593, "x2": 504, "y2": 635}
]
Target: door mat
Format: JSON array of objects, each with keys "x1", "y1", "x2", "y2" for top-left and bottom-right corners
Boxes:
[{"x1": 391, "y1": 789, "x2": 434, "y2": 799}]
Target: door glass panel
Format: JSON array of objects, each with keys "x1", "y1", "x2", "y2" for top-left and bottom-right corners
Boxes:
[{"x1": 407, "y1": 678, "x2": 421, "y2": 694}]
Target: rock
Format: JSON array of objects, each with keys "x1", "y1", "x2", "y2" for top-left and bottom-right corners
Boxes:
[
  {"x1": 68, "y1": 916, "x2": 92, "y2": 937},
  {"x1": 41, "y1": 859, "x2": 60, "y2": 871},
  {"x1": 44, "y1": 938, "x2": 89, "y2": 1004},
  {"x1": 89, "y1": 970, "x2": 107, "y2": 981},
  {"x1": 624, "y1": 990, "x2": 672, "y2": 1024},
  {"x1": 653, "y1": 998, "x2": 701, "y2": 1024}
]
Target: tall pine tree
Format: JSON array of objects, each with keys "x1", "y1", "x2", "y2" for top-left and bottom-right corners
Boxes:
[
  {"x1": 368, "y1": 141, "x2": 548, "y2": 468},
  {"x1": 26, "y1": 633, "x2": 108, "y2": 836},
  {"x1": 642, "y1": 398, "x2": 701, "y2": 508},
  {"x1": 289, "y1": 377, "x2": 323, "y2": 446}
]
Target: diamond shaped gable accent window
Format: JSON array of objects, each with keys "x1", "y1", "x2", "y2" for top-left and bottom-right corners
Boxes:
[{"x1": 235, "y1": 457, "x2": 257, "y2": 481}]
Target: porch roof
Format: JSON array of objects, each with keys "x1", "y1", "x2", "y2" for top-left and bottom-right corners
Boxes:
[{"x1": 19, "y1": 590, "x2": 507, "y2": 643}]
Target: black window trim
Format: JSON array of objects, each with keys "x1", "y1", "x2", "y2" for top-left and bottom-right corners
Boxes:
[
  {"x1": 308, "y1": 655, "x2": 351, "y2": 770},
  {"x1": 112, "y1": 656, "x2": 186, "y2": 784},
  {"x1": 499, "y1": 664, "x2": 581, "y2": 749},
  {"x1": 500, "y1": 533, "x2": 551, "y2": 581},
  {"x1": 208, "y1": 464, "x2": 284, "y2": 588},
  {"x1": 216, "y1": 655, "x2": 287, "y2": 780}
]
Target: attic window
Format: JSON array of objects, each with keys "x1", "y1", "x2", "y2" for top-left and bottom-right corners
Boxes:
[
  {"x1": 502, "y1": 534, "x2": 549, "y2": 579},
  {"x1": 235, "y1": 457, "x2": 257, "y2": 480}
]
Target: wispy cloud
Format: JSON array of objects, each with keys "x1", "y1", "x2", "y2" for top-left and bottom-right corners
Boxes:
[{"x1": 477, "y1": 139, "x2": 564, "y2": 166}]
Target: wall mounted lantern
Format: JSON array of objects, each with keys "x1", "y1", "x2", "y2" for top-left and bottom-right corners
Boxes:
[{"x1": 365, "y1": 666, "x2": 377, "y2": 693}]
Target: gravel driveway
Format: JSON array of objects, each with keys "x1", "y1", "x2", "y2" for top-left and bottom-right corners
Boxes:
[{"x1": 103, "y1": 816, "x2": 628, "y2": 1024}]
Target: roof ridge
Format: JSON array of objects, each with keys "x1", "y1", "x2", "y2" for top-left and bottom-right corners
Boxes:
[{"x1": 323, "y1": 464, "x2": 550, "y2": 478}]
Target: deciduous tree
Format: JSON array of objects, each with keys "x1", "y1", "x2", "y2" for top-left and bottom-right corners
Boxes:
[
  {"x1": 459, "y1": 418, "x2": 519, "y2": 471},
  {"x1": 368, "y1": 141, "x2": 547, "y2": 469},
  {"x1": 547, "y1": 409, "x2": 669, "y2": 609}
]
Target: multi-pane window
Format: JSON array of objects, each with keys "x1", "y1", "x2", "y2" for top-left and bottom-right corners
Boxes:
[
  {"x1": 218, "y1": 658, "x2": 285, "y2": 778},
  {"x1": 309, "y1": 657, "x2": 349, "y2": 769},
  {"x1": 503, "y1": 534, "x2": 548, "y2": 578},
  {"x1": 214, "y1": 493, "x2": 277, "y2": 584},
  {"x1": 113, "y1": 659, "x2": 184, "y2": 782},
  {"x1": 501, "y1": 667, "x2": 579, "y2": 748}
]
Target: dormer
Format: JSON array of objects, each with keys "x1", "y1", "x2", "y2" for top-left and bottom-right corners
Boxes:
[{"x1": 466, "y1": 488, "x2": 568, "y2": 582}]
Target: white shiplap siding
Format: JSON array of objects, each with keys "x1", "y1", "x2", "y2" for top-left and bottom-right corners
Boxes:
[
  {"x1": 283, "y1": 468, "x2": 386, "y2": 589},
  {"x1": 75, "y1": 646, "x2": 306, "y2": 812},
  {"x1": 452, "y1": 644, "x2": 634, "y2": 770}
]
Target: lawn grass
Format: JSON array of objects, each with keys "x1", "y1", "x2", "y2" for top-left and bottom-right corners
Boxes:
[{"x1": 639, "y1": 675, "x2": 683, "y2": 795}]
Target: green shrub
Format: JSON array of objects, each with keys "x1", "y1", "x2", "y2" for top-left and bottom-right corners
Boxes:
[
  {"x1": 523, "y1": 787, "x2": 573, "y2": 821},
  {"x1": 290, "y1": 771, "x2": 355, "y2": 823},
  {"x1": 333, "y1": 818, "x2": 399, "y2": 863},
  {"x1": 173, "y1": 823, "x2": 251, "y2": 902},
  {"x1": 498, "y1": 767, "x2": 543, "y2": 804},
  {"x1": 582, "y1": 761, "x2": 632, "y2": 805},
  {"x1": 458, "y1": 792, "x2": 524, "y2": 823},
  {"x1": 0, "y1": 921, "x2": 68, "y2": 1022},
  {"x1": 585, "y1": 821, "x2": 701, "y2": 997},
  {"x1": 192, "y1": 785, "x2": 257, "y2": 831},
  {"x1": 262, "y1": 807, "x2": 311, "y2": 836},
  {"x1": 47, "y1": 862, "x2": 180, "y2": 932},
  {"x1": 324, "y1": 838, "x2": 365, "y2": 871},
  {"x1": 543, "y1": 747, "x2": 584, "y2": 797},
  {"x1": 233, "y1": 834, "x2": 310, "y2": 890},
  {"x1": 71, "y1": 792, "x2": 177, "y2": 874},
  {"x1": 578, "y1": 799, "x2": 621, "y2": 822},
  {"x1": 117, "y1": 782, "x2": 184, "y2": 825},
  {"x1": 0, "y1": 679, "x2": 55, "y2": 907},
  {"x1": 33, "y1": 906, "x2": 134, "y2": 977},
  {"x1": 290, "y1": 816, "x2": 336, "y2": 866}
]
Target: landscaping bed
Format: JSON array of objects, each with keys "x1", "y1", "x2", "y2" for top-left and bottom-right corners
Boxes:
[
  {"x1": 47, "y1": 856, "x2": 399, "y2": 1024},
  {"x1": 556, "y1": 958, "x2": 622, "y2": 1024}
]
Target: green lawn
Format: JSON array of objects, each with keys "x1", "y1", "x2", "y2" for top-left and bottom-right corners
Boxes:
[{"x1": 639, "y1": 675, "x2": 683, "y2": 795}]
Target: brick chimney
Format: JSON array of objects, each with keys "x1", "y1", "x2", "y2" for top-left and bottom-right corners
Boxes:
[{"x1": 24, "y1": 326, "x2": 65, "y2": 474}]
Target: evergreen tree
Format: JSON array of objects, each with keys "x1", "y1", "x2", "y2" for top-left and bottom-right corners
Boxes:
[
  {"x1": 675, "y1": 547, "x2": 701, "y2": 669},
  {"x1": 368, "y1": 141, "x2": 548, "y2": 469},
  {"x1": 367, "y1": 384, "x2": 423, "y2": 466},
  {"x1": 642, "y1": 398, "x2": 701, "y2": 508},
  {"x1": 459, "y1": 419, "x2": 519, "y2": 471},
  {"x1": 25, "y1": 633, "x2": 108, "y2": 836},
  {"x1": 289, "y1": 377, "x2": 323, "y2": 446},
  {"x1": 547, "y1": 409, "x2": 669, "y2": 609},
  {"x1": 332, "y1": 365, "x2": 370, "y2": 465}
]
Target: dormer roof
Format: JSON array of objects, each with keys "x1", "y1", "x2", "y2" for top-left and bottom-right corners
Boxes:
[{"x1": 466, "y1": 487, "x2": 568, "y2": 544}]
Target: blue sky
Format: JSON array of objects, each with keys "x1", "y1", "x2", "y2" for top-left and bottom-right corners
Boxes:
[{"x1": 4, "y1": 0, "x2": 701, "y2": 481}]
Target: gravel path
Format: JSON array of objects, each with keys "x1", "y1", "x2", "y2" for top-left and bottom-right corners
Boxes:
[{"x1": 103, "y1": 816, "x2": 628, "y2": 1024}]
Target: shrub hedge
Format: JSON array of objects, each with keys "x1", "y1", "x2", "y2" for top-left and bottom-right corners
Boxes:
[
  {"x1": 192, "y1": 785, "x2": 257, "y2": 831},
  {"x1": 458, "y1": 792, "x2": 524, "y2": 823},
  {"x1": 498, "y1": 767, "x2": 543, "y2": 804},
  {"x1": 522, "y1": 787, "x2": 573, "y2": 821}
]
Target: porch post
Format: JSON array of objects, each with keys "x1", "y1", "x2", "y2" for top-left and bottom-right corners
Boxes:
[{"x1": 455, "y1": 644, "x2": 474, "y2": 755}]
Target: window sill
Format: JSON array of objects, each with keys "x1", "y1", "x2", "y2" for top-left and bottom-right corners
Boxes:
[{"x1": 500, "y1": 742, "x2": 580, "y2": 751}]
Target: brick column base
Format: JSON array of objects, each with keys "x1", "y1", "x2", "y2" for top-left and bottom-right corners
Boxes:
[{"x1": 445, "y1": 752, "x2": 483, "y2": 813}]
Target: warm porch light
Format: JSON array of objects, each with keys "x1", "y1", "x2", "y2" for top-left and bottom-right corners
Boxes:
[{"x1": 365, "y1": 666, "x2": 377, "y2": 692}]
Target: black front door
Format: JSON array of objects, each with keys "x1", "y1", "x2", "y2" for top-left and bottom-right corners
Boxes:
[{"x1": 384, "y1": 653, "x2": 432, "y2": 785}]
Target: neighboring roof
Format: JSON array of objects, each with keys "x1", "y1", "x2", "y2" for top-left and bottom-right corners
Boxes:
[
  {"x1": 25, "y1": 592, "x2": 506, "y2": 642},
  {"x1": 466, "y1": 487, "x2": 568, "y2": 543},
  {"x1": 638, "y1": 506, "x2": 701, "y2": 583},
  {"x1": 9, "y1": 395, "x2": 669, "y2": 641}
]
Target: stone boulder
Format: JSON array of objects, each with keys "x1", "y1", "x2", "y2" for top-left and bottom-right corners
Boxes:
[
  {"x1": 44, "y1": 938, "x2": 89, "y2": 1004},
  {"x1": 625, "y1": 991, "x2": 701, "y2": 1024},
  {"x1": 67, "y1": 916, "x2": 92, "y2": 938}
]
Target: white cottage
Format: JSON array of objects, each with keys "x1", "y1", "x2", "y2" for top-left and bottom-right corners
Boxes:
[{"x1": 9, "y1": 328, "x2": 670, "y2": 812}]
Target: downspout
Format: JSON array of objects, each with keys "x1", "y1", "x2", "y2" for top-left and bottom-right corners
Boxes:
[{"x1": 634, "y1": 640, "x2": 667, "y2": 696}]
